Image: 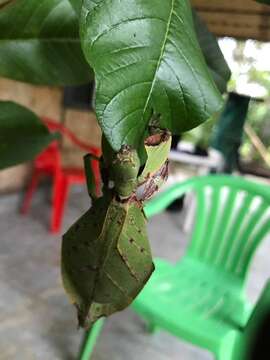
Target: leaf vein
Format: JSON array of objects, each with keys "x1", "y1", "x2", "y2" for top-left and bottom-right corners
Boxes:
[
  {"x1": 163, "y1": 59, "x2": 188, "y2": 122},
  {"x1": 101, "y1": 81, "x2": 152, "y2": 124},
  {"x1": 169, "y1": 37, "x2": 208, "y2": 112},
  {"x1": 104, "y1": 59, "x2": 157, "y2": 77},
  {"x1": 90, "y1": 16, "x2": 167, "y2": 50},
  {"x1": 142, "y1": 0, "x2": 176, "y2": 121}
]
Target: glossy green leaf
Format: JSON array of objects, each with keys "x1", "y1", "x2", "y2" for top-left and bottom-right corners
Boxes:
[
  {"x1": 0, "y1": 0, "x2": 92, "y2": 85},
  {"x1": 68, "y1": 0, "x2": 82, "y2": 14},
  {"x1": 193, "y1": 11, "x2": 231, "y2": 94},
  {"x1": 81, "y1": 0, "x2": 223, "y2": 151},
  {"x1": 0, "y1": 101, "x2": 58, "y2": 169}
]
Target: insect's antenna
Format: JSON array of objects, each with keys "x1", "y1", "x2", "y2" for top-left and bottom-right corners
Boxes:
[{"x1": 84, "y1": 154, "x2": 100, "y2": 201}]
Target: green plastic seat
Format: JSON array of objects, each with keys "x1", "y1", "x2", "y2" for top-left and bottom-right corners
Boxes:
[
  {"x1": 236, "y1": 279, "x2": 270, "y2": 359},
  {"x1": 78, "y1": 175, "x2": 270, "y2": 359},
  {"x1": 78, "y1": 318, "x2": 105, "y2": 360},
  {"x1": 132, "y1": 175, "x2": 270, "y2": 360}
]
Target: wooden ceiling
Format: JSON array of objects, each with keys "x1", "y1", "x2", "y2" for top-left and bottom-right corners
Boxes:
[{"x1": 192, "y1": 0, "x2": 270, "y2": 42}]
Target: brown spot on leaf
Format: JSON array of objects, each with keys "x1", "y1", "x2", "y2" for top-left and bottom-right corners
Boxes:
[{"x1": 145, "y1": 130, "x2": 170, "y2": 147}]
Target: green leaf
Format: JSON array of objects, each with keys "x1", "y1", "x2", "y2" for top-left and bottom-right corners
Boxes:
[
  {"x1": 193, "y1": 11, "x2": 231, "y2": 94},
  {"x1": 0, "y1": 0, "x2": 93, "y2": 85},
  {"x1": 68, "y1": 0, "x2": 82, "y2": 14},
  {"x1": 81, "y1": 0, "x2": 223, "y2": 151},
  {"x1": 0, "y1": 101, "x2": 58, "y2": 169}
]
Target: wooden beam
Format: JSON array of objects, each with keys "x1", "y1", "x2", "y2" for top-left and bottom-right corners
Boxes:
[
  {"x1": 192, "y1": 0, "x2": 270, "y2": 14},
  {"x1": 192, "y1": 0, "x2": 270, "y2": 41}
]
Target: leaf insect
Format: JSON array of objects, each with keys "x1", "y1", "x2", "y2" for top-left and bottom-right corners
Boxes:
[{"x1": 61, "y1": 129, "x2": 171, "y2": 328}]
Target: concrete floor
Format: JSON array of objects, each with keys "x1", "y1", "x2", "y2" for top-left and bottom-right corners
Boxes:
[{"x1": 1, "y1": 184, "x2": 270, "y2": 360}]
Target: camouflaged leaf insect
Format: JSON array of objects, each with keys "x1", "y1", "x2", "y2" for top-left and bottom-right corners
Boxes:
[{"x1": 61, "y1": 147, "x2": 155, "y2": 328}]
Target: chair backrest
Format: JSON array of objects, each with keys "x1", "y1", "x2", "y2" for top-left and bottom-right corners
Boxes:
[
  {"x1": 42, "y1": 118, "x2": 101, "y2": 156},
  {"x1": 34, "y1": 140, "x2": 61, "y2": 173},
  {"x1": 145, "y1": 175, "x2": 270, "y2": 282},
  {"x1": 34, "y1": 119, "x2": 62, "y2": 174},
  {"x1": 34, "y1": 118, "x2": 101, "y2": 174}
]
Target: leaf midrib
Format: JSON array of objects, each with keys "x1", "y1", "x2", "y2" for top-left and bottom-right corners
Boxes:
[{"x1": 142, "y1": 0, "x2": 175, "y2": 121}]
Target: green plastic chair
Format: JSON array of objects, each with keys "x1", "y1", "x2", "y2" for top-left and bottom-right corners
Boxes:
[
  {"x1": 78, "y1": 319, "x2": 104, "y2": 360},
  {"x1": 235, "y1": 279, "x2": 270, "y2": 359},
  {"x1": 132, "y1": 175, "x2": 270, "y2": 360},
  {"x1": 78, "y1": 175, "x2": 270, "y2": 359}
]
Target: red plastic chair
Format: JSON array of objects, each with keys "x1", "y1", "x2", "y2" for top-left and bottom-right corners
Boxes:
[{"x1": 21, "y1": 118, "x2": 101, "y2": 233}]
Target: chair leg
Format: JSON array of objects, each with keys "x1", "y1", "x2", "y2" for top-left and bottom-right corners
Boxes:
[
  {"x1": 216, "y1": 336, "x2": 239, "y2": 360},
  {"x1": 21, "y1": 172, "x2": 40, "y2": 214},
  {"x1": 146, "y1": 321, "x2": 159, "y2": 334},
  {"x1": 51, "y1": 176, "x2": 69, "y2": 233},
  {"x1": 78, "y1": 319, "x2": 105, "y2": 360}
]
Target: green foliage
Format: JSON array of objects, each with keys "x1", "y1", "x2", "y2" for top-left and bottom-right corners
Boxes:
[
  {"x1": 81, "y1": 0, "x2": 223, "y2": 151},
  {"x1": 68, "y1": 0, "x2": 82, "y2": 14},
  {"x1": 229, "y1": 41, "x2": 270, "y2": 163},
  {"x1": 192, "y1": 11, "x2": 231, "y2": 94},
  {"x1": 0, "y1": 0, "x2": 233, "y2": 328},
  {"x1": 256, "y1": 0, "x2": 270, "y2": 4},
  {"x1": 0, "y1": 101, "x2": 58, "y2": 169},
  {"x1": 0, "y1": 0, "x2": 92, "y2": 85}
]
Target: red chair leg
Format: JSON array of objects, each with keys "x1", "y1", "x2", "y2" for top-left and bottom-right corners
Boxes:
[
  {"x1": 51, "y1": 176, "x2": 69, "y2": 234},
  {"x1": 21, "y1": 171, "x2": 40, "y2": 214}
]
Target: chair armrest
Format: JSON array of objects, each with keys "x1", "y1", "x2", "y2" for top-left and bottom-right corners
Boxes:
[
  {"x1": 144, "y1": 178, "x2": 197, "y2": 219},
  {"x1": 42, "y1": 117, "x2": 101, "y2": 156},
  {"x1": 235, "y1": 280, "x2": 270, "y2": 359}
]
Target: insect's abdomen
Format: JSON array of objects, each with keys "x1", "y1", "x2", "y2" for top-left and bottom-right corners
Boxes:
[
  {"x1": 62, "y1": 196, "x2": 154, "y2": 328},
  {"x1": 90, "y1": 200, "x2": 154, "y2": 323},
  {"x1": 61, "y1": 195, "x2": 111, "y2": 321}
]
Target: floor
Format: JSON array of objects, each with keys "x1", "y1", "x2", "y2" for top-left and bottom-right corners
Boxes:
[{"x1": 1, "y1": 184, "x2": 270, "y2": 360}]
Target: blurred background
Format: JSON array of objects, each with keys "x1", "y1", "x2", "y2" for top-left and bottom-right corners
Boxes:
[{"x1": 1, "y1": 0, "x2": 270, "y2": 359}]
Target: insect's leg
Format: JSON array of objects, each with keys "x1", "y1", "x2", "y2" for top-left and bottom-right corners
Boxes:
[{"x1": 84, "y1": 154, "x2": 100, "y2": 201}]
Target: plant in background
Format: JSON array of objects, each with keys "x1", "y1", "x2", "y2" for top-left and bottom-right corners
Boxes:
[
  {"x1": 223, "y1": 38, "x2": 270, "y2": 165},
  {"x1": 0, "y1": 0, "x2": 231, "y2": 327}
]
